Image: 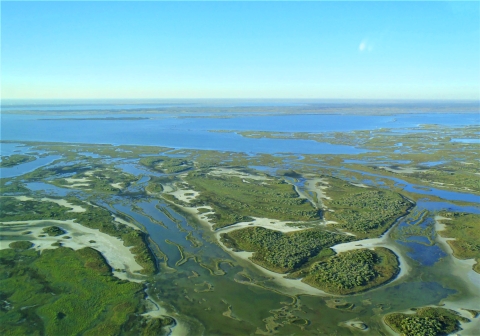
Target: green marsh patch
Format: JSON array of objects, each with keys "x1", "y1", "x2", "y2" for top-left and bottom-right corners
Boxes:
[
  {"x1": 184, "y1": 172, "x2": 320, "y2": 229},
  {"x1": 323, "y1": 177, "x2": 413, "y2": 238},
  {"x1": 0, "y1": 246, "x2": 172, "y2": 336},
  {"x1": 0, "y1": 154, "x2": 36, "y2": 168},
  {"x1": 221, "y1": 226, "x2": 351, "y2": 273},
  {"x1": 384, "y1": 307, "x2": 469, "y2": 336},
  {"x1": 437, "y1": 212, "x2": 480, "y2": 273},
  {"x1": 140, "y1": 156, "x2": 193, "y2": 174},
  {"x1": 302, "y1": 247, "x2": 399, "y2": 295}
]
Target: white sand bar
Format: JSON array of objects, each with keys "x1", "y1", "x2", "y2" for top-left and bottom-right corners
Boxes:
[
  {"x1": 12, "y1": 196, "x2": 86, "y2": 213},
  {"x1": 1, "y1": 219, "x2": 144, "y2": 281}
]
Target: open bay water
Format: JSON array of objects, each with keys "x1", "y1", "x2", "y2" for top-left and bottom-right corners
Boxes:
[{"x1": 1, "y1": 109, "x2": 478, "y2": 154}]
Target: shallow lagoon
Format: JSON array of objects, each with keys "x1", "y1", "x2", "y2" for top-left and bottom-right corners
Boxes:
[{"x1": 2, "y1": 110, "x2": 478, "y2": 154}]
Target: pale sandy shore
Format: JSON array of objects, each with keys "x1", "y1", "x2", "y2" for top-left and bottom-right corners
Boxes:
[
  {"x1": 12, "y1": 195, "x2": 86, "y2": 213},
  {"x1": 208, "y1": 167, "x2": 270, "y2": 181},
  {"x1": 331, "y1": 236, "x2": 411, "y2": 285},
  {"x1": 434, "y1": 216, "x2": 480, "y2": 335},
  {"x1": 217, "y1": 217, "x2": 306, "y2": 234},
  {"x1": 1, "y1": 219, "x2": 145, "y2": 282},
  {"x1": 216, "y1": 240, "x2": 331, "y2": 297},
  {"x1": 64, "y1": 177, "x2": 90, "y2": 183},
  {"x1": 141, "y1": 295, "x2": 189, "y2": 336}
]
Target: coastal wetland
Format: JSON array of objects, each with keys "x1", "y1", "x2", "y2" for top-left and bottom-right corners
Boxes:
[{"x1": 1, "y1": 103, "x2": 479, "y2": 335}]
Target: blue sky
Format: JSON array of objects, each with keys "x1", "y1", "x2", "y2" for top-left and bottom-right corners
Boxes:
[{"x1": 2, "y1": 1, "x2": 479, "y2": 100}]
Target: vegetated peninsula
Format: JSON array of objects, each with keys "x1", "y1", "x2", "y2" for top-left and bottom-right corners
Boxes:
[
  {"x1": 0, "y1": 154, "x2": 36, "y2": 168},
  {"x1": 384, "y1": 307, "x2": 469, "y2": 336},
  {"x1": 436, "y1": 212, "x2": 480, "y2": 273}
]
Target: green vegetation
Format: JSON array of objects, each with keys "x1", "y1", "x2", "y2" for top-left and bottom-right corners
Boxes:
[
  {"x1": 221, "y1": 227, "x2": 351, "y2": 273},
  {"x1": 0, "y1": 180, "x2": 29, "y2": 194},
  {"x1": 8, "y1": 241, "x2": 34, "y2": 250},
  {"x1": 0, "y1": 245, "x2": 173, "y2": 336},
  {"x1": 140, "y1": 156, "x2": 192, "y2": 174},
  {"x1": 145, "y1": 176, "x2": 164, "y2": 194},
  {"x1": 302, "y1": 248, "x2": 399, "y2": 295},
  {"x1": 0, "y1": 197, "x2": 156, "y2": 275},
  {"x1": 384, "y1": 307, "x2": 469, "y2": 336},
  {"x1": 322, "y1": 177, "x2": 412, "y2": 238},
  {"x1": 0, "y1": 154, "x2": 35, "y2": 168},
  {"x1": 437, "y1": 212, "x2": 480, "y2": 273},
  {"x1": 52, "y1": 167, "x2": 138, "y2": 193},
  {"x1": 42, "y1": 226, "x2": 65, "y2": 236},
  {"x1": 184, "y1": 171, "x2": 319, "y2": 229}
]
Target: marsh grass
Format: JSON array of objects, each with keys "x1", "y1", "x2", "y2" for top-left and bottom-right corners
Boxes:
[
  {"x1": 185, "y1": 172, "x2": 320, "y2": 229},
  {"x1": 384, "y1": 307, "x2": 469, "y2": 336},
  {"x1": 0, "y1": 246, "x2": 172, "y2": 336},
  {"x1": 437, "y1": 212, "x2": 480, "y2": 273}
]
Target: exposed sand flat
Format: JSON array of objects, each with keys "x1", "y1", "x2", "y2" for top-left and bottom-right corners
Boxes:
[
  {"x1": 162, "y1": 184, "x2": 174, "y2": 193},
  {"x1": 351, "y1": 183, "x2": 370, "y2": 188},
  {"x1": 303, "y1": 177, "x2": 331, "y2": 201},
  {"x1": 65, "y1": 177, "x2": 90, "y2": 183},
  {"x1": 431, "y1": 215, "x2": 480, "y2": 335},
  {"x1": 84, "y1": 170, "x2": 97, "y2": 176},
  {"x1": 217, "y1": 217, "x2": 308, "y2": 234},
  {"x1": 435, "y1": 216, "x2": 480, "y2": 292},
  {"x1": 0, "y1": 219, "x2": 144, "y2": 280},
  {"x1": 64, "y1": 183, "x2": 90, "y2": 188},
  {"x1": 208, "y1": 167, "x2": 270, "y2": 180},
  {"x1": 110, "y1": 182, "x2": 124, "y2": 189},
  {"x1": 12, "y1": 196, "x2": 86, "y2": 213},
  {"x1": 140, "y1": 291, "x2": 190, "y2": 336},
  {"x1": 380, "y1": 166, "x2": 424, "y2": 174},
  {"x1": 169, "y1": 186, "x2": 199, "y2": 203},
  {"x1": 113, "y1": 215, "x2": 138, "y2": 229}
]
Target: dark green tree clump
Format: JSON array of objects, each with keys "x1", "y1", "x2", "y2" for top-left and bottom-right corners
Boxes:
[
  {"x1": 42, "y1": 226, "x2": 65, "y2": 236},
  {"x1": 221, "y1": 227, "x2": 352, "y2": 273},
  {"x1": 384, "y1": 307, "x2": 469, "y2": 336},
  {"x1": 302, "y1": 247, "x2": 399, "y2": 294},
  {"x1": 8, "y1": 241, "x2": 34, "y2": 250}
]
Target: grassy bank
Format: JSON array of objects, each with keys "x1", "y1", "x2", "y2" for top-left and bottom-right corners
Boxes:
[{"x1": 0, "y1": 244, "x2": 173, "y2": 336}]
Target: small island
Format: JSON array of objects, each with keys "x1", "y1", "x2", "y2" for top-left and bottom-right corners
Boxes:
[
  {"x1": 384, "y1": 307, "x2": 469, "y2": 336},
  {"x1": 0, "y1": 154, "x2": 36, "y2": 168}
]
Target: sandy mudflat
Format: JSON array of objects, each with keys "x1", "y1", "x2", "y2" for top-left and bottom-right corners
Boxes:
[
  {"x1": 303, "y1": 177, "x2": 332, "y2": 201},
  {"x1": 13, "y1": 196, "x2": 87, "y2": 213},
  {"x1": 434, "y1": 216, "x2": 480, "y2": 335},
  {"x1": 64, "y1": 177, "x2": 90, "y2": 183},
  {"x1": 169, "y1": 186, "x2": 199, "y2": 203},
  {"x1": 208, "y1": 167, "x2": 270, "y2": 181},
  {"x1": 1, "y1": 219, "x2": 144, "y2": 281},
  {"x1": 380, "y1": 166, "x2": 425, "y2": 174},
  {"x1": 217, "y1": 217, "x2": 307, "y2": 234}
]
